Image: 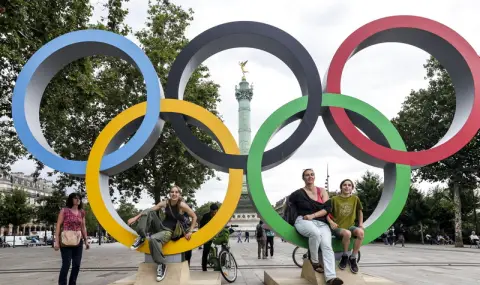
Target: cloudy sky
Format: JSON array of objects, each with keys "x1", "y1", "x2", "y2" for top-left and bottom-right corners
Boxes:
[{"x1": 11, "y1": 0, "x2": 480, "y2": 210}]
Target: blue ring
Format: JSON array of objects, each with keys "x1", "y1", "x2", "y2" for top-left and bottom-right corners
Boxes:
[{"x1": 12, "y1": 30, "x2": 161, "y2": 176}]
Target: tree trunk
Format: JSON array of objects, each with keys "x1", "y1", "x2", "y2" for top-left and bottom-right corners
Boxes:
[
  {"x1": 150, "y1": 149, "x2": 161, "y2": 205},
  {"x1": 473, "y1": 188, "x2": 479, "y2": 233},
  {"x1": 420, "y1": 221, "x2": 424, "y2": 245},
  {"x1": 453, "y1": 183, "x2": 464, "y2": 247},
  {"x1": 154, "y1": 189, "x2": 161, "y2": 205},
  {"x1": 12, "y1": 226, "x2": 16, "y2": 248}
]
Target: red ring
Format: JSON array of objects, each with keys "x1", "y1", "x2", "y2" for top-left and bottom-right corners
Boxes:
[{"x1": 325, "y1": 16, "x2": 480, "y2": 166}]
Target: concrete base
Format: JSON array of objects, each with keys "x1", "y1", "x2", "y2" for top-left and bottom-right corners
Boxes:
[
  {"x1": 264, "y1": 259, "x2": 399, "y2": 285},
  {"x1": 109, "y1": 253, "x2": 221, "y2": 285},
  {"x1": 109, "y1": 269, "x2": 221, "y2": 285}
]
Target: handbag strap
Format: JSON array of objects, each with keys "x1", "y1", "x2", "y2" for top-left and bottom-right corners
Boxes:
[
  {"x1": 301, "y1": 187, "x2": 324, "y2": 210},
  {"x1": 167, "y1": 200, "x2": 186, "y2": 225}
]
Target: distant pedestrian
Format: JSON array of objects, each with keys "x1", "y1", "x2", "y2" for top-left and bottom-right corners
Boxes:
[
  {"x1": 396, "y1": 225, "x2": 405, "y2": 247},
  {"x1": 256, "y1": 221, "x2": 266, "y2": 259},
  {"x1": 387, "y1": 227, "x2": 395, "y2": 246},
  {"x1": 237, "y1": 231, "x2": 242, "y2": 243},
  {"x1": 199, "y1": 203, "x2": 219, "y2": 271},
  {"x1": 244, "y1": 231, "x2": 250, "y2": 242},
  {"x1": 265, "y1": 228, "x2": 275, "y2": 257},
  {"x1": 55, "y1": 193, "x2": 89, "y2": 285},
  {"x1": 470, "y1": 231, "x2": 479, "y2": 246}
]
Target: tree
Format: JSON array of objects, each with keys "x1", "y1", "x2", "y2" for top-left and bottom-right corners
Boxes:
[
  {"x1": 35, "y1": 189, "x2": 66, "y2": 245},
  {"x1": 392, "y1": 57, "x2": 480, "y2": 247},
  {"x1": 355, "y1": 171, "x2": 383, "y2": 221},
  {"x1": 424, "y1": 186, "x2": 455, "y2": 236},
  {"x1": 116, "y1": 201, "x2": 139, "y2": 224},
  {"x1": 397, "y1": 186, "x2": 430, "y2": 244},
  {"x1": 0, "y1": 188, "x2": 34, "y2": 247},
  {"x1": 14, "y1": 0, "x2": 220, "y2": 209},
  {"x1": 0, "y1": 193, "x2": 5, "y2": 232},
  {"x1": 195, "y1": 201, "x2": 222, "y2": 222},
  {"x1": 109, "y1": 0, "x2": 220, "y2": 206},
  {"x1": 83, "y1": 203, "x2": 99, "y2": 235},
  {"x1": 0, "y1": 0, "x2": 92, "y2": 173}
]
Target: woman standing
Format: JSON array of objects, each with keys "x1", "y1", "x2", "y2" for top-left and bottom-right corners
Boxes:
[
  {"x1": 127, "y1": 185, "x2": 197, "y2": 282},
  {"x1": 289, "y1": 169, "x2": 343, "y2": 285},
  {"x1": 55, "y1": 192, "x2": 89, "y2": 285}
]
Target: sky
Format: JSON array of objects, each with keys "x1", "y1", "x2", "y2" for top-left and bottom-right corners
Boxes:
[{"x1": 11, "y1": 0, "x2": 480, "y2": 210}]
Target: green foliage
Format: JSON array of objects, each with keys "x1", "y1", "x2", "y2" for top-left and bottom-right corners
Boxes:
[
  {"x1": 0, "y1": 0, "x2": 92, "y2": 173},
  {"x1": 397, "y1": 186, "x2": 429, "y2": 228},
  {"x1": 354, "y1": 171, "x2": 383, "y2": 220},
  {"x1": 391, "y1": 56, "x2": 480, "y2": 246},
  {"x1": 83, "y1": 203, "x2": 99, "y2": 235},
  {"x1": 116, "y1": 201, "x2": 139, "y2": 224},
  {"x1": 35, "y1": 189, "x2": 66, "y2": 229},
  {"x1": 353, "y1": 170, "x2": 479, "y2": 243},
  {"x1": 1, "y1": 0, "x2": 220, "y2": 209},
  {"x1": 392, "y1": 57, "x2": 480, "y2": 185},
  {"x1": 195, "y1": 201, "x2": 221, "y2": 222},
  {"x1": 0, "y1": 188, "x2": 34, "y2": 233},
  {"x1": 110, "y1": 0, "x2": 221, "y2": 205},
  {"x1": 0, "y1": 194, "x2": 5, "y2": 227}
]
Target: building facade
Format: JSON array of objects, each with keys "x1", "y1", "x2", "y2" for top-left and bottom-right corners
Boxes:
[{"x1": 0, "y1": 172, "x2": 54, "y2": 236}]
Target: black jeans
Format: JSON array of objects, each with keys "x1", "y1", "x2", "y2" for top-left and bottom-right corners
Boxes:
[
  {"x1": 185, "y1": 250, "x2": 192, "y2": 266},
  {"x1": 266, "y1": 236, "x2": 274, "y2": 256},
  {"x1": 59, "y1": 241, "x2": 83, "y2": 285},
  {"x1": 201, "y1": 240, "x2": 213, "y2": 271}
]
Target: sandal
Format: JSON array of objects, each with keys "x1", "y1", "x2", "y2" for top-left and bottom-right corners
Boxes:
[
  {"x1": 311, "y1": 262, "x2": 324, "y2": 273},
  {"x1": 326, "y1": 277, "x2": 344, "y2": 285}
]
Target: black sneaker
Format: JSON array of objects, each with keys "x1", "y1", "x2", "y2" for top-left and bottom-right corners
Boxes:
[
  {"x1": 349, "y1": 256, "x2": 359, "y2": 274},
  {"x1": 338, "y1": 254, "x2": 348, "y2": 270},
  {"x1": 326, "y1": 277, "x2": 344, "y2": 285},
  {"x1": 130, "y1": 236, "x2": 145, "y2": 250},
  {"x1": 156, "y1": 263, "x2": 166, "y2": 282}
]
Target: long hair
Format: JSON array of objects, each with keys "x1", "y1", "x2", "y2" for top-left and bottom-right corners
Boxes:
[{"x1": 66, "y1": 192, "x2": 83, "y2": 210}]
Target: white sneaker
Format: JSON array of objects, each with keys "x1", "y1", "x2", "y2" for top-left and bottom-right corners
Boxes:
[{"x1": 156, "y1": 263, "x2": 166, "y2": 282}]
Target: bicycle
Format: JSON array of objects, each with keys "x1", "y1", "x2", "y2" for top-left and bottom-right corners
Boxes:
[
  {"x1": 292, "y1": 246, "x2": 361, "y2": 268},
  {"x1": 207, "y1": 225, "x2": 238, "y2": 283}
]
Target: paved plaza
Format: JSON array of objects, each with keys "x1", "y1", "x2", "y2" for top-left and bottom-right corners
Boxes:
[{"x1": 0, "y1": 239, "x2": 479, "y2": 285}]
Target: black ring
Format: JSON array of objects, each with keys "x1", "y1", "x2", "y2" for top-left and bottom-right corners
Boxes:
[{"x1": 165, "y1": 21, "x2": 323, "y2": 172}]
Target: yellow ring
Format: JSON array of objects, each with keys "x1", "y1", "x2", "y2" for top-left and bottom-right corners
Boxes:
[{"x1": 86, "y1": 99, "x2": 242, "y2": 254}]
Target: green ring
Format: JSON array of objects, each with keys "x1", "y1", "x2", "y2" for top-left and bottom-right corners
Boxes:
[{"x1": 247, "y1": 93, "x2": 411, "y2": 249}]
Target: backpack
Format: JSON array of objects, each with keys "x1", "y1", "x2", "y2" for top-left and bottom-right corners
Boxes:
[
  {"x1": 265, "y1": 229, "x2": 275, "y2": 237},
  {"x1": 282, "y1": 195, "x2": 298, "y2": 226},
  {"x1": 256, "y1": 224, "x2": 264, "y2": 238},
  {"x1": 212, "y1": 228, "x2": 230, "y2": 245}
]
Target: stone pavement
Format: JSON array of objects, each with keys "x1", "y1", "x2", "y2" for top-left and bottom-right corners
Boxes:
[{"x1": 0, "y1": 239, "x2": 479, "y2": 285}]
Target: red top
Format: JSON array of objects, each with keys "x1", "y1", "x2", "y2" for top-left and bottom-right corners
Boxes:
[
  {"x1": 62, "y1": 208, "x2": 85, "y2": 231},
  {"x1": 316, "y1": 187, "x2": 334, "y2": 220}
]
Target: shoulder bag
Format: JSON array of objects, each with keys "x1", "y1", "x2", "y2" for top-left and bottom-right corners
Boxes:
[
  {"x1": 167, "y1": 201, "x2": 189, "y2": 240},
  {"x1": 61, "y1": 209, "x2": 82, "y2": 247}
]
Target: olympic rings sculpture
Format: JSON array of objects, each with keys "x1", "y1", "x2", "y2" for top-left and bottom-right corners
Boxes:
[{"x1": 12, "y1": 15, "x2": 480, "y2": 254}]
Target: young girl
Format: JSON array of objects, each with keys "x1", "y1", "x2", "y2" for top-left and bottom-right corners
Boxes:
[
  {"x1": 127, "y1": 185, "x2": 197, "y2": 282},
  {"x1": 328, "y1": 179, "x2": 364, "y2": 274}
]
